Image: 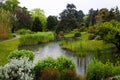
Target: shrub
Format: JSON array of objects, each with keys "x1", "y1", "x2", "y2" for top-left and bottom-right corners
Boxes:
[
  {"x1": 57, "y1": 56, "x2": 76, "y2": 72},
  {"x1": 0, "y1": 57, "x2": 35, "y2": 80},
  {"x1": 74, "y1": 32, "x2": 81, "y2": 37},
  {"x1": 17, "y1": 29, "x2": 33, "y2": 35},
  {"x1": 87, "y1": 26, "x2": 96, "y2": 34},
  {"x1": 8, "y1": 50, "x2": 34, "y2": 61},
  {"x1": 87, "y1": 60, "x2": 104, "y2": 80},
  {"x1": 39, "y1": 68, "x2": 60, "y2": 80},
  {"x1": 34, "y1": 57, "x2": 57, "y2": 79},
  {"x1": 34, "y1": 56, "x2": 76, "y2": 80},
  {"x1": 62, "y1": 69, "x2": 78, "y2": 80},
  {"x1": 88, "y1": 34, "x2": 96, "y2": 40},
  {"x1": 114, "y1": 75, "x2": 120, "y2": 80},
  {"x1": 86, "y1": 59, "x2": 113, "y2": 80}
]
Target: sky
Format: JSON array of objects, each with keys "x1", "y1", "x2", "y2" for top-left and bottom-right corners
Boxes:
[{"x1": 19, "y1": 0, "x2": 120, "y2": 17}]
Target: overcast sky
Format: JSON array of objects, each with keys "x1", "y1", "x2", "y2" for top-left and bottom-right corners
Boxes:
[{"x1": 19, "y1": 0, "x2": 120, "y2": 17}]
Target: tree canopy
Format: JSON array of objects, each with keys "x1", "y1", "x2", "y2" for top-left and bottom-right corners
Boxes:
[{"x1": 31, "y1": 8, "x2": 47, "y2": 31}]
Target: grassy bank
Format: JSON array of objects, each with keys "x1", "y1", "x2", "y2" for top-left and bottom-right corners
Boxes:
[
  {"x1": 59, "y1": 32, "x2": 113, "y2": 57},
  {"x1": 19, "y1": 32, "x2": 54, "y2": 46},
  {"x1": 0, "y1": 39, "x2": 19, "y2": 66}
]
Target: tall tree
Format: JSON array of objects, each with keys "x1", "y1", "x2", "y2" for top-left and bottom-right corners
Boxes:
[
  {"x1": 31, "y1": 8, "x2": 47, "y2": 31},
  {"x1": 47, "y1": 15, "x2": 58, "y2": 31},
  {"x1": 57, "y1": 3, "x2": 84, "y2": 32},
  {"x1": 15, "y1": 7, "x2": 33, "y2": 30},
  {"x1": 32, "y1": 17, "x2": 42, "y2": 32}
]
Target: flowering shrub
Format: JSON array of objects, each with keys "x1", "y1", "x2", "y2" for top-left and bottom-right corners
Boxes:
[
  {"x1": 8, "y1": 50, "x2": 34, "y2": 61},
  {"x1": 0, "y1": 57, "x2": 35, "y2": 80}
]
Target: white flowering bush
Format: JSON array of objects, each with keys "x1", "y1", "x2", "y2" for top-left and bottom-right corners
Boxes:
[{"x1": 0, "y1": 57, "x2": 35, "y2": 80}]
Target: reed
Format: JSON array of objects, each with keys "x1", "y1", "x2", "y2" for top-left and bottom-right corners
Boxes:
[{"x1": 19, "y1": 32, "x2": 54, "y2": 46}]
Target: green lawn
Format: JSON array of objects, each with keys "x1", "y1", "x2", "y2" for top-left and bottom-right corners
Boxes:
[{"x1": 0, "y1": 39, "x2": 19, "y2": 66}]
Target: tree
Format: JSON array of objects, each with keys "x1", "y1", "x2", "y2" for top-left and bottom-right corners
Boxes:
[
  {"x1": 86, "y1": 8, "x2": 98, "y2": 26},
  {"x1": 0, "y1": 8, "x2": 11, "y2": 38},
  {"x1": 96, "y1": 20, "x2": 120, "y2": 51},
  {"x1": 47, "y1": 15, "x2": 58, "y2": 31},
  {"x1": 32, "y1": 17, "x2": 42, "y2": 32},
  {"x1": 31, "y1": 8, "x2": 47, "y2": 31},
  {"x1": 15, "y1": 7, "x2": 33, "y2": 30},
  {"x1": 57, "y1": 3, "x2": 84, "y2": 32}
]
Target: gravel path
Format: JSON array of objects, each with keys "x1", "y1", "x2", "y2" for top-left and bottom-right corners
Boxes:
[{"x1": 0, "y1": 34, "x2": 20, "y2": 43}]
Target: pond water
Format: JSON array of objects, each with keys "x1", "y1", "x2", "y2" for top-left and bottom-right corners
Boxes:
[{"x1": 19, "y1": 42, "x2": 92, "y2": 75}]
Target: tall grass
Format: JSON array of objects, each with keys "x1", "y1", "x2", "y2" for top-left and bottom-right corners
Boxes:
[
  {"x1": 59, "y1": 32, "x2": 113, "y2": 57},
  {"x1": 19, "y1": 32, "x2": 54, "y2": 46}
]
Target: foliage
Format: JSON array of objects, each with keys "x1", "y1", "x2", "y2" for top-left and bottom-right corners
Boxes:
[
  {"x1": 15, "y1": 7, "x2": 33, "y2": 30},
  {"x1": 57, "y1": 4, "x2": 84, "y2": 32},
  {"x1": 88, "y1": 34, "x2": 96, "y2": 40},
  {"x1": 74, "y1": 32, "x2": 81, "y2": 37},
  {"x1": 34, "y1": 56, "x2": 76, "y2": 80},
  {"x1": 96, "y1": 21, "x2": 120, "y2": 50},
  {"x1": 0, "y1": 57, "x2": 35, "y2": 80},
  {"x1": 86, "y1": 59, "x2": 113, "y2": 80},
  {"x1": 17, "y1": 29, "x2": 33, "y2": 35},
  {"x1": 0, "y1": 8, "x2": 11, "y2": 38},
  {"x1": 87, "y1": 59, "x2": 120, "y2": 80},
  {"x1": 62, "y1": 69, "x2": 78, "y2": 80},
  {"x1": 87, "y1": 26, "x2": 96, "y2": 34},
  {"x1": 47, "y1": 15, "x2": 58, "y2": 31},
  {"x1": 59, "y1": 32, "x2": 113, "y2": 57},
  {"x1": 114, "y1": 75, "x2": 120, "y2": 80},
  {"x1": 19, "y1": 32, "x2": 54, "y2": 46},
  {"x1": 31, "y1": 8, "x2": 47, "y2": 31},
  {"x1": 8, "y1": 50, "x2": 34, "y2": 61},
  {"x1": 39, "y1": 68, "x2": 60, "y2": 80},
  {"x1": 32, "y1": 17, "x2": 43, "y2": 32},
  {"x1": 0, "y1": 39, "x2": 19, "y2": 66}
]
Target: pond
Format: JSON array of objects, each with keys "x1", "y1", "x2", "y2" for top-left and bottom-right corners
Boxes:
[{"x1": 19, "y1": 42, "x2": 92, "y2": 75}]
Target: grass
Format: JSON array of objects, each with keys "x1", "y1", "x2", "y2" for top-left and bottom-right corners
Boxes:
[
  {"x1": 19, "y1": 32, "x2": 54, "y2": 46},
  {"x1": 59, "y1": 32, "x2": 114, "y2": 57},
  {"x1": 0, "y1": 39, "x2": 19, "y2": 66}
]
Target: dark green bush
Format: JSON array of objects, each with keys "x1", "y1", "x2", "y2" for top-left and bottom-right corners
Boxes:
[
  {"x1": 8, "y1": 50, "x2": 34, "y2": 61},
  {"x1": 74, "y1": 32, "x2": 81, "y2": 37}
]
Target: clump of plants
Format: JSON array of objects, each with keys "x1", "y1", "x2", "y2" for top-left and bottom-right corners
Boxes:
[
  {"x1": 87, "y1": 59, "x2": 120, "y2": 80},
  {"x1": 34, "y1": 56, "x2": 76, "y2": 80},
  {"x1": 0, "y1": 57, "x2": 35, "y2": 80},
  {"x1": 8, "y1": 50, "x2": 34, "y2": 61},
  {"x1": 19, "y1": 32, "x2": 54, "y2": 46},
  {"x1": 16, "y1": 29, "x2": 33, "y2": 35}
]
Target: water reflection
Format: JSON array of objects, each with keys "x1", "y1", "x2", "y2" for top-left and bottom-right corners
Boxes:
[{"x1": 19, "y1": 42, "x2": 91, "y2": 75}]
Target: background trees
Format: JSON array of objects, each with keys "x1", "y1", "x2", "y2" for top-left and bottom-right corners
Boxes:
[
  {"x1": 31, "y1": 8, "x2": 47, "y2": 31},
  {"x1": 57, "y1": 3, "x2": 85, "y2": 32},
  {"x1": 47, "y1": 15, "x2": 58, "y2": 31},
  {"x1": 96, "y1": 20, "x2": 120, "y2": 51}
]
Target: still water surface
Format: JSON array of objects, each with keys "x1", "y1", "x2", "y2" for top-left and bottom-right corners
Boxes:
[{"x1": 19, "y1": 42, "x2": 92, "y2": 75}]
